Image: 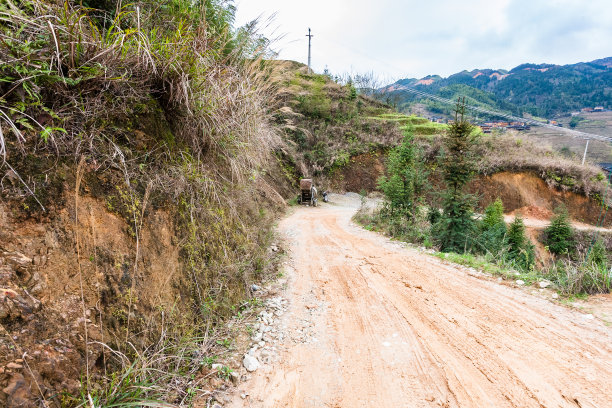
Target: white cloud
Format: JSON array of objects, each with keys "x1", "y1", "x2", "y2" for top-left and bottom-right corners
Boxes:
[{"x1": 235, "y1": 0, "x2": 612, "y2": 80}]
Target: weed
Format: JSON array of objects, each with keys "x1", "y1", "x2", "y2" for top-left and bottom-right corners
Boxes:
[
  {"x1": 218, "y1": 366, "x2": 234, "y2": 380},
  {"x1": 216, "y1": 338, "x2": 232, "y2": 349}
]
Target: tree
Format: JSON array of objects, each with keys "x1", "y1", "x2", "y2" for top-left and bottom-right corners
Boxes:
[
  {"x1": 378, "y1": 129, "x2": 427, "y2": 220},
  {"x1": 479, "y1": 198, "x2": 507, "y2": 255},
  {"x1": 433, "y1": 99, "x2": 480, "y2": 253},
  {"x1": 482, "y1": 198, "x2": 505, "y2": 229},
  {"x1": 545, "y1": 207, "x2": 575, "y2": 255},
  {"x1": 569, "y1": 116, "x2": 584, "y2": 129},
  {"x1": 507, "y1": 216, "x2": 535, "y2": 270}
]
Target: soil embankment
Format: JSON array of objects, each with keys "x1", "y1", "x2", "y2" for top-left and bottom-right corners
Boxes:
[
  {"x1": 334, "y1": 157, "x2": 610, "y2": 228},
  {"x1": 471, "y1": 172, "x2": 610, "y2": 227},
  {"x1": 229, "y1": 194, "x2": 612, "y2": 408}
]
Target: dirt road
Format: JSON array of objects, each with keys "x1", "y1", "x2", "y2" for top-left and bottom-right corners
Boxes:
[
  {"x1": 504, "y1": 214, "x2": 612, "y2": 232},
  {"x1": 229, "y1": 194, "x2": 612, "y2": 408}
]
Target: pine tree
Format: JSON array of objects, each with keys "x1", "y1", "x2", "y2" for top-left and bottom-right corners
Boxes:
[
  {"x1": 507, "y1": 215, "x2": 535, "y2": 270},
  {"x1": 378, "y1": 130, "x2": 427, "y2": 220},
  {"x1": 433, "y1": 99, "x2": 479, "y2": 253},
  {"x1": 545, "y1": 207, "x2": 575, "y2": 255},
  {"x1": 482, "y1": 198, "x2": 505, "y2": 230},
  {"x1": 479, "y1": 198, "x2": 507, "y2": 255}
]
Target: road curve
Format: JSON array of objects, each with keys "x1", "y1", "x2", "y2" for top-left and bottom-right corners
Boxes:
[{"x1": 230, "y1": 194, "x2": 612, "y2": 408}]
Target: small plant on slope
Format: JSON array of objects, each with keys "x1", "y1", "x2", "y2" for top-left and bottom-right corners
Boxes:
[{"x1": 478, "y1": 198, "x2": 507, "y2": 255}]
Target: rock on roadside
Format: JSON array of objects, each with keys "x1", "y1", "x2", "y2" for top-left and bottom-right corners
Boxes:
[{"x1": 243, "y1": 354, "x2": 260, "y2": 372}]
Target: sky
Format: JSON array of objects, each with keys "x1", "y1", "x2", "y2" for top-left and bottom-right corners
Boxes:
[{"x1": 235, "y1": 0, "x2": 612, "y2": 82}]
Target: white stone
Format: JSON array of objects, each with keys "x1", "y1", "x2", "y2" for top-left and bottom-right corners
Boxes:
[
  {"x1": 211, "y1": 363, "x2": 223, "y2": 371},
  {"x1": 243, "y1": 354, "x2": 260, "y2": 372},
  {"x1": 516, "y1": 280, "x2": 525, "y2": 286},
  {"x1": 552, "y1": 293, "x2": 559, "y2": 299},
  {"x1": 539, "y1": 280, "x2": 551, "y2": 288}
]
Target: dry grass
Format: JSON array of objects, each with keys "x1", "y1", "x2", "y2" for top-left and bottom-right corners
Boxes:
[
  {"x1": 417, "y1": 132, "x2": 610, "y2": 202},
  {"x1": 0, "y1": 0, "x2": 277, "y2": 167}
]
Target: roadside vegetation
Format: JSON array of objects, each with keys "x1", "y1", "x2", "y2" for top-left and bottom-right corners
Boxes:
[
  {"x1": 271, "y1": 62, "x2": 402, "y2": 180},
  {"x1": 0, "y1": 0, "x2": 286, "y2": 406},
  {"x1": 355, "y1": 102, "x2": 611, "y2": 296},
  {"x1": 1, "y1": 1, "x2": 610, "y2": 405}
]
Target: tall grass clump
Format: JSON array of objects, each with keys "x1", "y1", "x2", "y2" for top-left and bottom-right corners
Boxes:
[{"x1": 0, "y1": 0, "x2": 277, "y2": 178}]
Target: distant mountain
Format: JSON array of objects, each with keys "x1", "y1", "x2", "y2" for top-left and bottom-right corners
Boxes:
[{"x1": 384, "y1": 58, "x2": 612, "y2": 118}]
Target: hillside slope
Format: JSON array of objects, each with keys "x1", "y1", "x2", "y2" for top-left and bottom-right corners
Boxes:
[
  {"x1": 0, "y1": 2, "x2": 289, "y2": 407},
  {"x1": 386, "y1": 58, "x2": 612, "y2": 118}
]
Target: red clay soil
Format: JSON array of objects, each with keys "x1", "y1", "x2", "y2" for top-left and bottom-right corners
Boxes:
[
  {"x1": 471, "y1": 172, "x2": 611, "y2": 227},
  {"x1": 510, "y1": 205, "x2": 554, "y2": 220}
]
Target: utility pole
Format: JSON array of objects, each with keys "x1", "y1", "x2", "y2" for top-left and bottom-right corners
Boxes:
[
  {"x1": 306, "y1": 28, "x2": 313, "y2": 74},
  {"x1": 582, "y1": 138, "x2": 590, "y2": 165}
]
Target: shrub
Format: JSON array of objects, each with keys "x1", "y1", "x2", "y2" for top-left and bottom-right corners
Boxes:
[
  {"x1": 506, "y1": 216, "x2": 535, "y2": 270},
  {"x1": 545, "y1": 207, "x2": 575, "y2": 255},
  {"x1": 478, "y1": 198, "x2": 507, "y2": 255},
  {"x1": 377, "y1": 130, "x2": 427, "y2": 220}
]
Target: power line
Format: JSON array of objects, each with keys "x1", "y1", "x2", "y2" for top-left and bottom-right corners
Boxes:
[
  {"x1": 393, "y1": 86, "x2": 612, "y2": 143},
  {"x1": 310, "y1": 31, "x2": 612, "y2": 144}
]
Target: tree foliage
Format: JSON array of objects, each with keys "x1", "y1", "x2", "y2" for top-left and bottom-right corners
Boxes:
[
  {"x1": 507, "y1": 216, "x2": 535, "y2": 270},
  {"x1": 478, "y1": 198, "x2": 507, "y2": 255},
  {"x1": 378, "y1": 130, "x2": 427, "y2": 220},
  {"x1": 545, "y1": 207, "x2": 575, "y2": 255},
  {"x1": 433, "y1": 99, "x2": 480, "y2": 252}
]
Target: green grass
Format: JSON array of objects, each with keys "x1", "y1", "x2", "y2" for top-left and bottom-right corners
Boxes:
[{"x1": 434, "y1": 251, "x2": 543, "y2": 285}]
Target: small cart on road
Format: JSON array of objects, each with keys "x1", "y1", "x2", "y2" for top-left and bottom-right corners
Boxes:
[{"x1": 297, "y1": 179, "x2": 318, "y2": 207}]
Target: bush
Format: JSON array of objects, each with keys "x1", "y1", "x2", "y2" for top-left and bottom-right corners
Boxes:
[
  {"x1": 507, "y1": 216, "x2": 535, "y2": 270},
  {"x1": 545, "y1": 207, "x2": 575, "y2": 255},
  {"x1": 377, "y1": 130, "x2": 427, "y2": 220}
]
